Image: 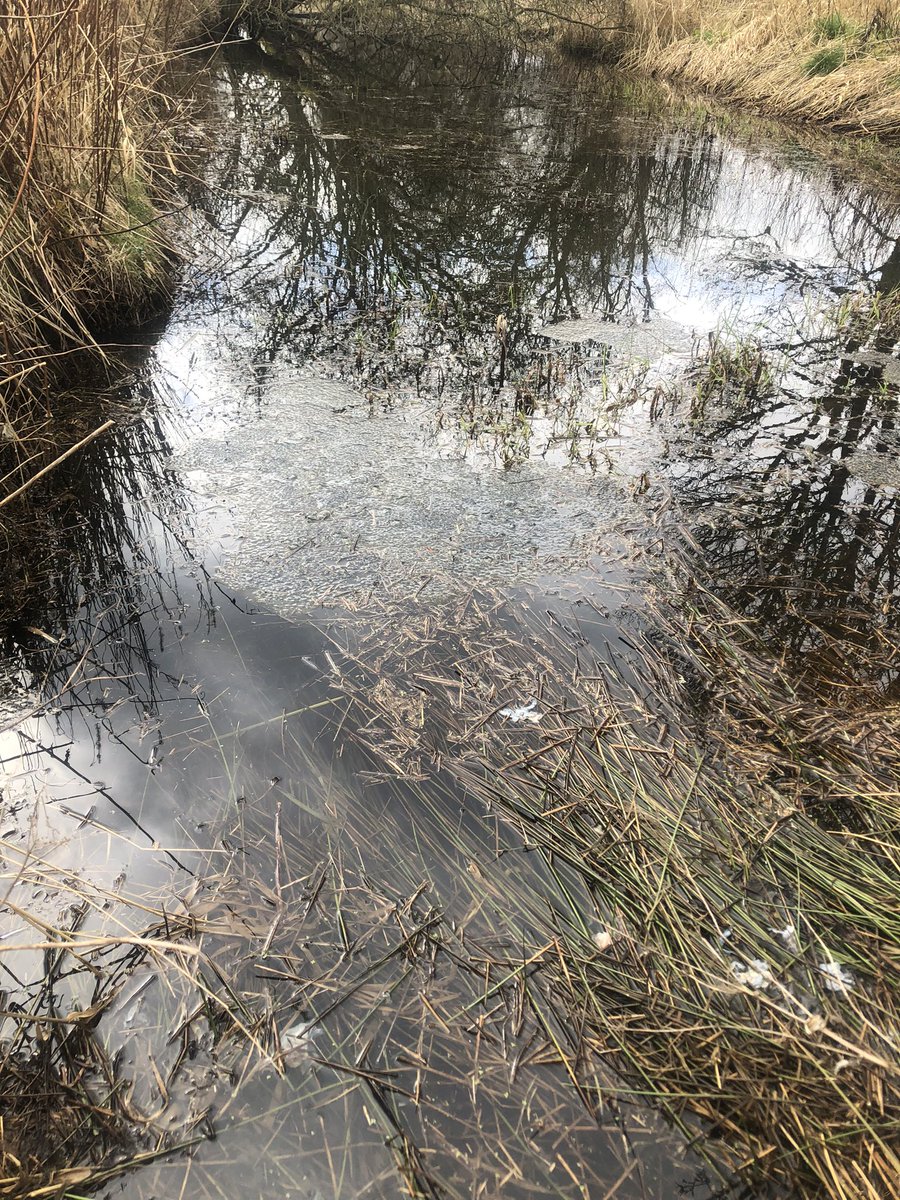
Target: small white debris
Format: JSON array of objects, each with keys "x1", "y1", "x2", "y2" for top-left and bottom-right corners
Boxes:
[
  {"x1": 818, "y1": 961, "x2": 854, "y2": 993},
  {"x1": 499, "y1": 698, "x2": 543, "y2": 725},
  {"x1": 804, "y1": 1013, "x2": 827, "y2": 1036},
  {"x1": 773, "y1": 924, "x2": 800, "y2": 954},
  {"x1": 593, "y1": 929, "x2": 614, "y2": 952},
  {"x1": 281, "y1": 1021, "x2": 315, "y2": 1052},
  {"x1": 731, "y1": 958, "x2": 774, "y2": 989},
  {"x1": 184, "y1": 469, "x2": 211, "y2": 489}
]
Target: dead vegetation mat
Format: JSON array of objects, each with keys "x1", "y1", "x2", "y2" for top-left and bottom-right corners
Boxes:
[
  {"x1": 3, "y1": 533, "x2": 898, "y2": 1198},
  {"x1": 0, "y1": 928, "x2": 194, "y2": 1200},
  {"x1": 315, "y1": 546, "x2": 900, "y2": 1200}
]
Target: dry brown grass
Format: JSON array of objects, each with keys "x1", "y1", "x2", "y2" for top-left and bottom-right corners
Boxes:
[
  {"x1": 618, "y1": 0, "x2": 900, "y2": 135},
  {"x1": 0, "y1": 0, "x2": 219, "y2": 409},
  {"x1": 0, "y1": 836, "x2": 219, "y2": 1199}
]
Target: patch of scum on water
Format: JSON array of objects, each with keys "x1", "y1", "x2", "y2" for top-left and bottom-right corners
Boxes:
[
  {"x1": 173, "y1": 374, "x2": 626, "y2": 611},
  {"x1": 3, "y1": 43, "x2": 900, "y2": 1200},
  {"x1": 541, "y1": 315, "x2": 692, "y2": 356}
]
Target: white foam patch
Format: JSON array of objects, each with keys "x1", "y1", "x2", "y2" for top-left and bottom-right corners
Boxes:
[{"x1": 540, "y1": 315, "x2": 693, "y2": 360}]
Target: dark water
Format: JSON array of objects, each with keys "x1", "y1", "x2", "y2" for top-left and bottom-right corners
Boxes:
[{"x1": 2, "y1": 41, "x2": 900, "y2": 1200}]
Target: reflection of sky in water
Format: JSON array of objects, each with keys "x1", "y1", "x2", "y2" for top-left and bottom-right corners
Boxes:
[
  {"x1": 642, "y1": 147, "x2": 895, "y2": 329},
  {"x1": 6, "y1": 50, "x2": 900, "y2": 879},
  {"x1": 147, "y1": 54, "x2": 898, "y2": 462}
]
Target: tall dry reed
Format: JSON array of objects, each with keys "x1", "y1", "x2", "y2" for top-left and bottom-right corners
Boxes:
[
  {"x1": 617, "y1": 0, "x2": 900, "y2": 134},
  {"x1": 0, "y1": 0, "x2": 215, "y2": 402}
]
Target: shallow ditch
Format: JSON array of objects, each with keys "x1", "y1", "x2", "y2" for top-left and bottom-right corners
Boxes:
[{"x1": 1, "y1": 42, "x2": 899, "y2": 1200}]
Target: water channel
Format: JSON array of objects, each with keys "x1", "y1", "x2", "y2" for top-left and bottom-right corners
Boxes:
[{"x1": 2, "y1": 39, "x2": 899, "y2": 1200}]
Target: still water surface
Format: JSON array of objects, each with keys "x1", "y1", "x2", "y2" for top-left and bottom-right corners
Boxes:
[{"x1": 2, "y1": 43, "x2": 899, "y2": 1199}]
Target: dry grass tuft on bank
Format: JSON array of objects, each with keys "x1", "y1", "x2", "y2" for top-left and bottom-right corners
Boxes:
[
  {"x1": 619, "y1": 0, "x2": 900, "y2": 135},
  {"x1": 0, "y1": 0, "x2": 219, "y2": 412}
]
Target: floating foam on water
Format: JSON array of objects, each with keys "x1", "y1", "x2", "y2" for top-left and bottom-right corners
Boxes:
[
  {"x1": 173, "y1": 374, "x2": 620, "y2": 617},
  {"x1": 818, "y1": 960, "x2": 854, "y2": 993},
  {"x1": 499, "y1": 698, "x2": 543, "y2": 724},
  {"x1": 731, "y1": 958, "x2": 774, "y2": 989}
]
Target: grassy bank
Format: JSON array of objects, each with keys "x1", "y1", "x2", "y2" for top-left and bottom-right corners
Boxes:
[
  {"x1": 606, "y1": 0, "x2": 900, "y2": 135},
  {"x1": 513, "y1": 0, "x2": 900, "y2": 135},
  {"x1": 0, "y1": 0, "x2": 221, "y2": 424}
]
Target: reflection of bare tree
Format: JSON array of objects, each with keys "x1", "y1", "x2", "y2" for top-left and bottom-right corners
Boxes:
[
  {"x1": 669, "y1": 259, "x2": 900, "y2": 687},
  {"x1": 3, "y1": 51, "x2": 731, "y2": 717},
  {"x1": 876, "y1": 239, "x2": 900, "y2": 294},
  {"x1": 1, "y1": 388, "x2": 218, "y2": 726},
  {"x1": 185, "y1": 46, "x2": 725, "y2": 401},
  {"x1": 7, "y1": 45, "x2": 900, "y2": 707}
]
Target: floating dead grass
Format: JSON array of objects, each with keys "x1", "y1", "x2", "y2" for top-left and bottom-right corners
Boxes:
[
  {"x1": 1, "y1": 619, "x2": 703, "y2": 1199},
  {"x1": 313, "y1": 542, "x2": 900, "y2": 1199},
  {"x1": 7, "y1": 537, "x2": 895, "y2": 1196},
  {"x1": 0, "y1": 843, "x2": 218, "y2": 1199}
]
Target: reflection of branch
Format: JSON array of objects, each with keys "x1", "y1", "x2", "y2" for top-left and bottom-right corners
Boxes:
[
  {"x1": 518, "y1": 6, "x2": 627, "y2": 33},
  {"x1": 0, "y1": 419, "x2": 115, "y2": 510},
  {"x1": 18, "y1": 730, "x2": 196, "y2": 876}
]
